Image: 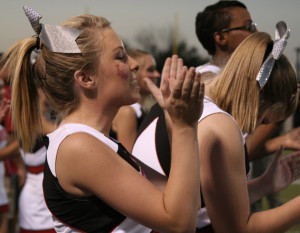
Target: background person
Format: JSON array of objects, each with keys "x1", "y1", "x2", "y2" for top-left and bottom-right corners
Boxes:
[
  {"x1": 110, "y1": 49, "x2": 160, "y2": 152},
  {"x1": 139, "y1": 29, "x2": 300, "y2": 233},
  {"x1": 18, "y1": 87, "x2": 55, "y2": 233}
]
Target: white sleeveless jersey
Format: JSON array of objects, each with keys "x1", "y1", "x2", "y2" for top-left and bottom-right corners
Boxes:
[
  {"x1": 45, "y1": 123, "x2": 152, "y2": 233},
  {"x1": 196, "y1": 62, "x2": 221, "y2": 74},
  {"x1": 19, "y1": 144, "x2": 54, "y2": 231}
]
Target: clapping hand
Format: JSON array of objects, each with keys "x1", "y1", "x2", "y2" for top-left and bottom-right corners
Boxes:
[
  {"x1": 145, "y1": 55, "x2": 204, "y2": 127},
  {"x1": 262, "y1": 146, "x2": 300, "y2": 194}
]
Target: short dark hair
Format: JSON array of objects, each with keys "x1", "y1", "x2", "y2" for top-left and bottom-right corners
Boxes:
[{"x1": 195, "y1": 1, "x2": 247, "y2": 55}]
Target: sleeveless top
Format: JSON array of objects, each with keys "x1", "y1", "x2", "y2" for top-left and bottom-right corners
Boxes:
[
  {"x1": 195, "y1": 63, "x2": 221, "y2": 74},
  {"x1": 20, "y1": 136, "x2": 47, "y2": 168},
  {"x1": 132, "y1": 97, "x2": 250, "y2": 229},
  {"x1": 131, "y1": 103, "x2": 147, "y2": 128},
  {"x1": 19, "y1": 137, "x2": 54, "y2": 231},
  {"x1": 199, "y1": 97, "x2": 250, "y2": 171},
  {"x1": 43, "y1": 123, "x2": 152, "y2": 233}
]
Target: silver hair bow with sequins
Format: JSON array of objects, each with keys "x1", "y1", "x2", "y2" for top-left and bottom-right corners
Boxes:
[
  {"x1": 256, "y1": 21, "x2": 290, "y2": 89},
  {"x1": 23, "y1": 6, "x2": 82, "y2": 53}
]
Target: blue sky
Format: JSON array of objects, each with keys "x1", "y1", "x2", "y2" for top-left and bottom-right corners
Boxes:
[{"x1": 1, "y1": 0, "x2": 299, "y2": 65}]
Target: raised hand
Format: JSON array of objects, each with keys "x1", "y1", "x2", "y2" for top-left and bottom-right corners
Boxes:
[
  {"x1": 145, "y1": 55, "x2": 204, "y2": 130},
  {"x1": 145, "y1": 55, "x2": 185, "y2": 110},
  {"x1": 165, "y1": 55, "x2": 184, "y2": 93},
  {"x1": 164, "y1": 61, "x2": 204, "y2": 128},
  {"x1": 262, "y1": 146, "x2": 300, "y2": 194},
  {"x1": 281, "y1": 127, "x2": 300, "y2": 150}
]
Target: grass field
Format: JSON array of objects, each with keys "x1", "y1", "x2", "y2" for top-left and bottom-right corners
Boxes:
[
  {"x1": 259, "y1": 149, "x2": 300, "y2": 232},
  {"x1": 260, "y1": 181, "x2": 300, "y2": 232},
  {"x1": 282, "y1": 183, "x2": 300, "y2": 232}
]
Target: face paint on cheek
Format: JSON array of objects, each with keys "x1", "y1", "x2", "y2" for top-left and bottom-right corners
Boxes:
[{"x1": 115, "y1": 64, "x2": 128, "y2": 79}]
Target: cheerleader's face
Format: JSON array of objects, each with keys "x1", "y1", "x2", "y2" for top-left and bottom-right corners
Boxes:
[
  {"x1": 137, "y1": 54, "x2": 160, "y2": 96},
  {"x1": 89, "y1": 28, "x2": 141, "y2": 107}
]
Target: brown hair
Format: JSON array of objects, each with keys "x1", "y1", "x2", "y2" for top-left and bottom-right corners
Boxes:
[
  {"x1": 2, "y1": 14, "x2": 110, "y2": 152},
  {"x1": 213, "y1": 32, "x2": 298, "y2": 133}
]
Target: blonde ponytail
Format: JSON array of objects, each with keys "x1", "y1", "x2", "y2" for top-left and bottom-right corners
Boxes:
[
  {"x1": 2, "y1": 38, "x2": 42, "y2": 152},
  {"x1": 2, "y1": 14, "x2": 111, "y2": 152}
]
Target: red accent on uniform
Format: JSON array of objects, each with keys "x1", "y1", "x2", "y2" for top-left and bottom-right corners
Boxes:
[
  {"x1": 20, "y1": 228, "x2": 56, "y2": 233},
  {"x1": 0, "y1": 204, "x2": 8, "y2": 213},
  {"x1": 27, "y1": 164, "x2": 45, "y2": 174}
]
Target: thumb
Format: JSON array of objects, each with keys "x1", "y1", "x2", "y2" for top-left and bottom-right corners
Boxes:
[
  {"x1": 144, "y1": 78, "x2": 159, "y2": 96},
  {"x1": 274, "y1": 145, "x2": 284, "y2": 162}
]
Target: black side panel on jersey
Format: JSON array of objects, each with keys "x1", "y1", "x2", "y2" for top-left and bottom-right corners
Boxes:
[
  {"x1": 43, "y1": 140, "x2": 143, "y2": 233},
  {"x1": 43, "y1": 159, "x2": 125, "y2": 233},
  {"x1": 244, "y1": 144, "x2": 250, "y2": 175},
  {"x1": 137, "y1": 103, "x2": 171, "y2": 176}
]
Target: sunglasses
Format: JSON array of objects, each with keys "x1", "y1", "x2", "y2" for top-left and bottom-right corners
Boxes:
[{"x1": 220, "y1": 22, "x2": 257, "y2": 33}]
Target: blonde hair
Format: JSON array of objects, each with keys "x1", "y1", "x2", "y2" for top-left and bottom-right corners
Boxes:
[
  {"x1": 213, "y1": 32, "x2": 298, "y2": 133},
  {"x1": 2, "y1": 14, "x2": 110, "y2": 152}
]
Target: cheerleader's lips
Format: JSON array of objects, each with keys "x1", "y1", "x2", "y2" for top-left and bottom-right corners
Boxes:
[{"x1": 129, "y1": 78, "x2": 138, "y2": 88}]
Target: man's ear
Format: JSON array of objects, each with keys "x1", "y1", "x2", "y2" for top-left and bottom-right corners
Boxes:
[
  {"x1": 74, "y1": 70, "x2": 96, "y2": 89},
  {"x1": 214, "y1": 31, "x2": 228, "y2": 47}
]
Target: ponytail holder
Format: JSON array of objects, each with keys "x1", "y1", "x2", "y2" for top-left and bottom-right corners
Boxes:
[
  {"x1": 256, "y1": 21, "x2": 290, "y2": 89},
  {"x1": 23, "y1": 6, "x2": 82, "y2": 53},
  {"x1": 35, "y1": 36, "x2": 40, "y2": 50}
]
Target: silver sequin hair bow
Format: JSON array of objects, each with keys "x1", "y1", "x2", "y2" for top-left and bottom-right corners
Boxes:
[
  {"x1": 256, "y1": 21, "x2": 290, "y2": 89},
  {"x1": 23, "y1": 6, "x2": 82, "y2": 53}
]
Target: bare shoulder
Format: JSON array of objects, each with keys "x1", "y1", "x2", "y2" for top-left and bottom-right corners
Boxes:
[
  {"x1": 57, "y1": 132, "x2": 117, "y2": 168},
  {"x1": 197, "y1": 113, "x2": 244, "y2": 161},
  {"x1": 55, "y1": 132, "x2": 119, "y2": 195},
  {"x1": 116, "y1": 105, "x2": 136, "y2": 118},
  {"x1": 113, "y1": 106, "x2": 136, "y2": 127},
  {"x1": 198, "y1": 113, "x2": 242, "y2": 140}
]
